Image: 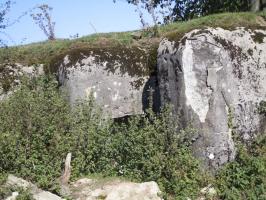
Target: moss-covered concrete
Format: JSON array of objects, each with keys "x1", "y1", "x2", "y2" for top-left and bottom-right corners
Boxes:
[
  {"x1": 47, "y1": 44, "x2": 158, "y2": 79},
  {"x1": 251, "y1": 31, "x2": 266, "y2": 43},
  {"x1": 1, "y1": 12, "x2": 265, "y2": 70}
]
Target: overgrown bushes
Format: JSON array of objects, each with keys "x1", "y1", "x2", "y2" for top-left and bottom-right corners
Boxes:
[
  {"x1": 0, "y1": 75, "x2": 265, "y2": 199},
  {"x1": 215, "y1": 135, "x2": 266, "y2": 200},
  {"x1": 0, "y1": 76, "x2": 72, "y2": 190},
  {"x1": 0, "y1": 75, "x2": 204, "y2": 198},
  {"x1": 70, "y1": 102, "x2": 206, "y2": 198}
]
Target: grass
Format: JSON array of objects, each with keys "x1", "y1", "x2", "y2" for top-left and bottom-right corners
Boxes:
[
  {"x1": 161, "y1": 12, "x2": 265, "y2": 41},
  {"x1": 0, "y1": 12, "x2": 265, "y2": 67},
  {"x1": 73, "y1": 173, "x2": 131, "y2": 183},
  {"x1": 0, "y1": 31, "x2": 135, "y2": 66}
]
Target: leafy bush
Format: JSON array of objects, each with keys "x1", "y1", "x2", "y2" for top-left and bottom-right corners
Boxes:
[
  {"x1": 0, "y1": 75, "x2": 204, "y2": 199},
  {"x1": 215, "y1": 135, "x2": 266, "y2": 200},
  {"x1": 70, "y1": 102, "x2": 205, "y2": 198},
  {"x1": 0, "y1": 75, "x2": 72, "y2": 190},
  {"x1": 70, "y1": 97, "x2": 114, "y2": 177},
  {"x1": 108, "y1": 109, "x2": 204, "y2": 198},
  {"x1": 16, "y1": 188, "x2": 34, "y2": 200},
  {"x1": 1, "y1": 75, "x2": 265, "y2": 200}
]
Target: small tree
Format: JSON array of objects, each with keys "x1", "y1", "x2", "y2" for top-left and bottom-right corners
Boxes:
[
  {"x1": 122, "y1": 0, "x2": 252, "y2": 22},
  {"x1": 0, "y1": 0, "x2": 12, "y2": 46},
  {"x1": 131, "y1": 0, "x2": 175, "y2": 24},
  {"x1": 0, "y1": 1, "x2": 11, "y2": 29},
  {"x1": 0, "y1": 1, "x2": 36, "y2": 46},
  {"x1": 251, "y1": 0, "x2": 266, "y2": 11},
  {"x1": 114, "y1": 0, "x2": 173, "y2": 37},
  {"x1": 31, "y1": 4, "x2": 55, "y2": 40}
]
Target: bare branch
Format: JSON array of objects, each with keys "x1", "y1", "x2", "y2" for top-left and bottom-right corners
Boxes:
[{"x1": 30, "y1": 4, "x2": 56, "y2": 40}]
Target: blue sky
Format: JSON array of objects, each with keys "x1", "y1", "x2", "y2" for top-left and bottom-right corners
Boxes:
[{"x1": 3, "y1": 0, "x2": 153, "y2": 45}]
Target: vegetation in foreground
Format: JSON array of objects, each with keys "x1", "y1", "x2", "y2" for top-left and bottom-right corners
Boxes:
[
  {"x1": 0, "y1": 75, "x2": 205, "y2": 199},
  {"x1": 0, "y1": 75, "x2": 265, "y2": 200}
]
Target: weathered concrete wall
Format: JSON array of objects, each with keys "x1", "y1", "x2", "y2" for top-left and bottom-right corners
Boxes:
[
  {"x1": 55, "y1": 28, "x2": 266, "y2": 170},
  {"x1": 2, "y1": 28, "x2": 265, "y2": 171},
  {"x1": 157, "y1": 27, "x2": 266, "y2": 170},
  {"x1": 57, "y1": 46, "x2": 158, "y2": 118}
]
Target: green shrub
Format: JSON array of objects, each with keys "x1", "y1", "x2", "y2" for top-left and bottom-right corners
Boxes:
[
  {"x1": 1, "y1": 74, "x2": 265, "y2": 199},
  {"x1": 69, "y1": 100, "x2": 205, "y2": 199},
  {"x1": 107, "y1": 108, "x2": 204, "y2": 199},
  {"x1": 0, "y1": 75, "x2": 72, "y2": 190},
  {"x1": 0, "y1": 75, "x2": 204, "y2": 199},
  {"x1": 70, "y1": 97, "x2": 114, "y2": 177},
  {"x1": 0, "y1": 172, "x2": 7, "y2": 185},
  {"x1": 16, "y1": 188, "x2": 34, "y2": 200},
  {"x1": 216, "y1": 135, "x2": 266, "y2": 200},
  {"x1": 0, "y1": 182, "x2": 12, "y2": 200}
]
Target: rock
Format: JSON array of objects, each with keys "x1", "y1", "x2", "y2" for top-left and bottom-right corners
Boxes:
[
  {"x1": 5, "y1": 192, "x2": 19, "y2": 200},
  {"x1": 200, "y1": 185, "x2": 217, "y2": 196},
  {"x1": 33, "y1": 191, "x2": 63, "y2": 200},
  {"x1": 131, "y1": 32, "x2": 142, "y2": 40},
  {"x1": 196, "y1": 185, "x2": 217, "y2": 200},
  {"x1": 208, "y1": 187, "x2": 216, "y2": 196},
  {"x1": 6, "y1": 174, "x2": 36, "y2": 190},
  {"x1": 0, "y1": 63, "x2": 44, "y2": 101},
  {"x1": 57, "y1": 46, "x2": 157, "y2": 118},
  {"x1": 6, "y1": 175, "x2": 63, "y2": 200},
  {"x1": 72, "y1": 178, "x2": 94, "y2": 187},
  {"x1": 157, "y1": 27, "x2": 266, "y2": 170},
  {"x1": 70, "y1": 178, "x2": 163, "y2": 200}
]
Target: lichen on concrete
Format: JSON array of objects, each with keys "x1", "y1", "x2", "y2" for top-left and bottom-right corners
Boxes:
[
  {"x1": 56, "y1": 45, "x2": 158, "y2": 118},
  {"x1": 157, "y1": 27, "x2": 266, "y2": 170},
  {"x1": 251, "y1": 30, "x2": 266, "y2": 43},
  {"x1": 49, "y1": 45, "x2": 153, "y2": 78}
]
